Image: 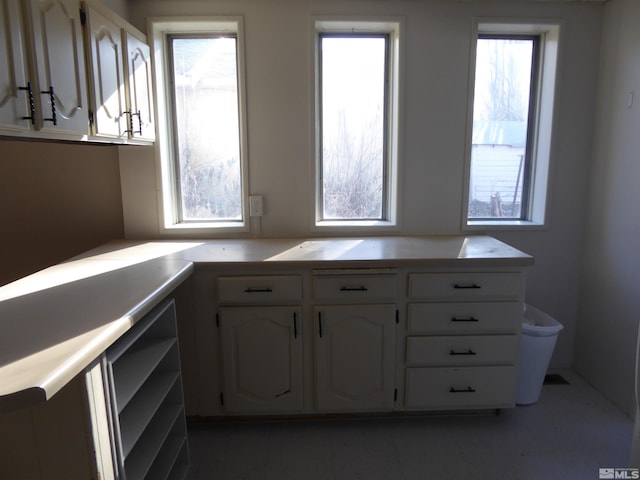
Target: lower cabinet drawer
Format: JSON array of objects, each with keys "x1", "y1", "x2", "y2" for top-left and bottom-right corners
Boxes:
[
  {"x1": 408, "y1": 272, "x2": 524, "y2": 301},
  {"x1": 218, "y1": 275, "x2": 302, "y2": 304},
  {"x1": 313, "y1": 274, "x2": 397, "y2": 302},
  {"x1": 406, "y1": 335, "x2": 518, "y2": 366},
  {"x1": 408, "y1": 302, "x2": 522, "y2": 335},
  {"x1": 405, "y1": 366, "x2": 517, "y2": 410}
]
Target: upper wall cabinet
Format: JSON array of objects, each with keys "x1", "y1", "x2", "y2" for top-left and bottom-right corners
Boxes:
[
  {"x1": 83, "y1": 2, "x2": 127, "y2": 139},
  {"x1": 0, "y1": 0, "x2": 89, "y2": 139},
  {"x1": 84, "y1": 1, "x2": 155, "y2": 143},
  {"x1": 0, "y1": 0, "x2": 29, "y2": 135},
  {"x1": 123, "y1": 30, "x2": 155, "y2": 142}
]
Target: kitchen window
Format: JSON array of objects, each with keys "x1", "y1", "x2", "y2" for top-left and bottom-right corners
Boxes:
[
  {"x1": 150, "y1": 18, "x2": 249, "y2": 232},
  {"x1": 464, "y1": 21, "x2": 560, "y2": 228},
  {"x1": 313, "y1": 20, "x2": 401, "y2": 230}
]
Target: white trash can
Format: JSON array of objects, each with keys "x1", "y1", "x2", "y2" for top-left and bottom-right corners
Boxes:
[{"x1": 516, "y1": 304, "x2": 564, "y2": 405}]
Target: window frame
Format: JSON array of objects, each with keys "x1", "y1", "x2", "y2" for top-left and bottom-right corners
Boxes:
[
  {"x1": 149, "y1": 17, "x2": 249, "y2": 234},
  {"x1": 312, "y1": 18, "x2": 402, "y2": 232},
  {"x1": 462, "y1": 20, "x2": 562, "y2": 230}
]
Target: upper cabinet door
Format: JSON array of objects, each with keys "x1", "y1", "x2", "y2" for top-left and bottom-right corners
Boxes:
[
  {"x1": 0, "y1": 0, "x2": 31, "y2": 134},
  {"x1": 26, "y1": 0, "x2": 89, "y2": 136},
  {"x1": 84, "y1": 3, "x2": 127, "y2": 139},
  {"x1": 124, "y1": 30, "x2": 155, "y2": 142}
]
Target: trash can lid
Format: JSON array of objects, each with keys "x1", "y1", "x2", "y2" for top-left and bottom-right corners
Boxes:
[{"x1": 522, "y1": 304, "x2": 564, "y2": 336}]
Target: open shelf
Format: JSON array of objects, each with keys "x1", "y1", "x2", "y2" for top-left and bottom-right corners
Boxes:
[
  {"x1": 119, "y1": 370, "x2": 180, "y2": 457},
  {"x1": 113, "y1": 337, "x2": 176, "y2": 413},
  {"x1": 105, "y1": 298, "x2": 190, "y2": 478},
  {"x1": 124, "y1": 404, "x2": 183, "y2": 478},
  {"x1": 146, "y1": 423, "x2": 189, "y2": 479}
]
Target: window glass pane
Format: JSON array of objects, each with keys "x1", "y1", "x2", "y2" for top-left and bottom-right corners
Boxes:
[
  {"x1": 171, "y1": 37, "x2": 242, "y2": 221},
  {"x1": 468, "y1": 38, "x2": 534, "y2": 219},
  {"x1": 321, "y1": 36, "x2": 386, "y2": 220}
]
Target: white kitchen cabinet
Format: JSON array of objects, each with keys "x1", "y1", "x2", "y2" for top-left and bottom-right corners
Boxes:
[
  {"x1": 105, "y1": 298, "x2": 190, "y2": 479},
  {"x1": 314, "y1": 304, "x2": 397, "y2": 412},
  {"x1": 312, "y1": 270, "x2": 397, "y2": 412},
  {"x1": 0, "y1": 0, "x2": 30, "y2": 135},
  {"x1": 404, "y1": 271, "x2": 525, "y2": 411},
  {"x1": 123, "y1": 29, "x2": 155, "y2": 142},
  {"x1": 84, "y1": 0, "x2": 155, "y2": 142},
  {"x1": 405, "y1": 366, "x2": 517, "y2": 410},
  {"x1": 0, "y1": 0, "x2": 89, "y2": 137},
  {"x1": 217, "y1": 275, "x2": 303, "y2": 413},
  {"x1": 219, "y1": 306, "x2": 303, "y2": 413},
  {"x1": 83, "y1": 1, "x2": 127, "y2": 139},
  {"x1": 25, "y1": 0, "x2": 89, "y2": 136}
]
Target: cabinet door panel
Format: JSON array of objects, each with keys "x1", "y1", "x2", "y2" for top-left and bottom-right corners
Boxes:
[
  {"x1": 85, "y1": 4, "x2": 127, "y2": 138},
  {"x1": 219, "y1": 307, "x2": 302, "y2": 413},
  {"x1": 124, "y1": 31, "x2": 155, "y2": 141},
  {"x1": 28, "y1": 0, "x2": 88, "y2": 134},
  {"x1": 314, "y1": 304, "x2": 396, "y2": 412},
  {"x1": 0, "y1": 0, "x2": 30, "y2": 133}
]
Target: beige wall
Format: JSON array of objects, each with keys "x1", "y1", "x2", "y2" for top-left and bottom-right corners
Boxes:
[
  {"x1": 575, "y1": 0, "x2": 640, "y2": 417},
  {"x1": 125, "y1": 0, "x2": 603, "y2": 372},
  {"x1": 0, "y1": 139, "x2": 125, "y2": 286},
  {"x1": 100, "y1": 0, "x2": 129, "y2": 19}
]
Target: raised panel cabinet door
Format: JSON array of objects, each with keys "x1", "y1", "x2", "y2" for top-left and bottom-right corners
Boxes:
[
  {"x1": 314, "y1": 304, "x2": 396, "y2": 412},
  {"x1": 124, "y1": 30, "x2": 155, "y2": 141},
  {"x1": 85, "y1": 4, "x2": 127, "y2": 138},
  {"x1": 0, "y1": 0, "x2": 31, "y2": 133},
  {"x1": 26, "y1": 0, "x2": 88, "y2": 135},
  {"x1": 219, "y1": 307, "x2": 303, "y2": 413}
]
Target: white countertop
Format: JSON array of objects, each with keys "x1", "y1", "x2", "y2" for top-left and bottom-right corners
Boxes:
[
  {"x1": 0, "y1": 235, "x2": 532, "y2": 412},
  {"x1": 80, "y1": 235, "x2": 533, "y2": 267},
  {"x1": 0, "y1": 256, "x2": 193, "y2": 412}
]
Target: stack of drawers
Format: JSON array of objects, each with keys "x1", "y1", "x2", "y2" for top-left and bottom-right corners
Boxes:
[{"x1": 404, "y1": 272, "x2": 525, "y2": 410}]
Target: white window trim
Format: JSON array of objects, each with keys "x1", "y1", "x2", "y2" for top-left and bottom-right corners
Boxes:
[
  {"x1": 462, "y1": 18, "x2": 562, "y2": 231},
  {"x1": 149, "y1": 17, "x2": 250, "y2": 235},
  {"x1": 311, "y1": 17, "x2": 403, "y2": 233}
]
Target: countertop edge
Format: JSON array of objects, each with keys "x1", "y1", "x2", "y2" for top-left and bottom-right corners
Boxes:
[{"x1": 0, "y1": 261, "x2": 194, "y2": 413}]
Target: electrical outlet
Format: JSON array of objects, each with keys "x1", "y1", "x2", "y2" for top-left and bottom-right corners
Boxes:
[{"x1": 249, "y1": 195, "x2": 263, "y2": 217}]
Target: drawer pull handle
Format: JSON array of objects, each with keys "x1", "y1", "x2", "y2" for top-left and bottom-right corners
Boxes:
[
  {"x1": 451, "y1": 316, "x2": 479, "y2": 322},
  {"x1": 318, "y1": 312, "x2": 323, "y2": 338},
  {"x1": 244, "y1": 288, "x2": 273, "y2": 293},
  {"x1": 449, "y1": 386, "x2": 476, "y2": 393},
  {"x1": 339, "y1": 286, "x2": 368, "y2": 292},
  {"x1": 449, "y1": 349, "x2": 477, "y2": 356},
  {"x1": 453, "y1": 284, "x2": 481, "y2": 289}
]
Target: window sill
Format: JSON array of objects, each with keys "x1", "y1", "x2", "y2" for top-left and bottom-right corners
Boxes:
[
  {"x1": 161, "y1": 220, "x2": 249, "y2": 235},
  {"x1": 314, "y1": 219, "x2": 400, "y2": 233},
  {"x1": 465, "y1": 219, "x2": 546, "y2": 231}
]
